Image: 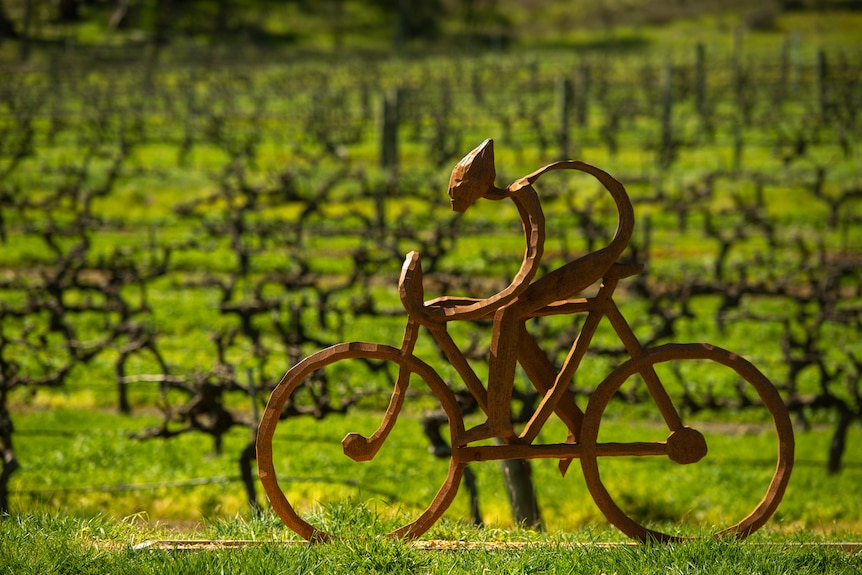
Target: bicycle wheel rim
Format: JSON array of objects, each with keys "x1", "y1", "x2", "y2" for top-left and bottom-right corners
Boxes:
[
  {"x1": 580, "y1": 343, "x2": 794, "y2": 542},
  {"x1": 257, "y1": 342, "x2": 467, "y2": 541}
]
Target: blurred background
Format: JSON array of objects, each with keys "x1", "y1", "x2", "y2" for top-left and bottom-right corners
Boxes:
[
  {"x1": 0, "y1": 0, "x2": 860, "y2": 535},
  {"x1": 0, "y1": 0, "x2": 856, "y2": 60}
]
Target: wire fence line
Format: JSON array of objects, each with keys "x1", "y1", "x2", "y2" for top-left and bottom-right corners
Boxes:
[{"x1": 14, "y1": 476, "x2": 238, "y2": 496}]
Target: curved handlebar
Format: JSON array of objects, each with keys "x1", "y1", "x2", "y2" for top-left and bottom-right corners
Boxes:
[{"x1": 518, "y1": 160, "x2": 634, "y2": 251}]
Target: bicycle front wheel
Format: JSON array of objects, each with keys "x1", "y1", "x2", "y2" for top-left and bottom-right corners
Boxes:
[
  {"x1": 257, "y1": 342, "x2": 466, "y2": 542},
  {"x1": 580, "y1": 343, "x2": 794, "y2": 542}
]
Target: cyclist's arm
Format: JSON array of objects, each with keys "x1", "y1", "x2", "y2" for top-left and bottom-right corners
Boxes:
[{"x1": 425, "y1": 183, "x2": 545, "y2": 322}]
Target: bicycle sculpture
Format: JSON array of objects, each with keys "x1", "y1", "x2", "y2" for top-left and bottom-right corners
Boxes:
[{"x1": 257, "y1": 140, "x2": 794, "y2": 543}]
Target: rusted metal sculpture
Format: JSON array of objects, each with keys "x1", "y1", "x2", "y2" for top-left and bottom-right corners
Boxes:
[{"x1": 257, "y1": 140, "x2": 794, "y2": 543}]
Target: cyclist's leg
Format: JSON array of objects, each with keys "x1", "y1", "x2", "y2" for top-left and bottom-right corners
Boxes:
[
  {"x1": 520, "y1": 244, "x2": 620, "y2": 309},
  {"x1": 459, "y1": 266, "x2": 604, "y2": 444},
  {"x1": 516, "y1": 317, "x2": 592, "y2": 438},
  {"x1": 342, "y1": 360, "x2": 411, "y2": 461},
  {"x1": 457, "y1": 304, "x2": 522, "y2": 444},
  {"x1": 458, "y1": 245, "x2": 621, "y2": 444},
  {"x1": 343, "y1": 318, "x2": 423, "y2": 460}
]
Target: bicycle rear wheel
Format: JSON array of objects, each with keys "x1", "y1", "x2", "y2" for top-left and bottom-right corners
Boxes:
[
  {"x1": 580, "y1": 343, "x2": 794, "y2": 542},
  {"x1": 257, "y1": 342, "x2": 466, "y2": 542}
]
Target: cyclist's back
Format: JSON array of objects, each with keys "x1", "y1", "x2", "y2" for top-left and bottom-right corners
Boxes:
[{"x1": 433, "y1": 139, "x2": 635, "y2": 443}]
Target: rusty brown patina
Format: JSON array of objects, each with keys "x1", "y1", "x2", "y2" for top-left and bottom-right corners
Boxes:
[{"x1": 256, "y1": 141, "x2": 794, "y2": 543}]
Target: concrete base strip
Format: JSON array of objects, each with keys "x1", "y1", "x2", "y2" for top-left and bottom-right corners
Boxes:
[{"x1": 132, "y1": 539, "x2": 862, "y2": 553}]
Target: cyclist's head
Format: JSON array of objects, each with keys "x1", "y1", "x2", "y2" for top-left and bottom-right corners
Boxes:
[{"x1": 448, "y1": 139, "x2": 497, "y2": 213}]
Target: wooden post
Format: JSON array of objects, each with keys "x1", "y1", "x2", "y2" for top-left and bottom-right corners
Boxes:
[
  {"x1": 380, "y1": 88, "x2": 400, "y2": 171},
  {"x1": 576, "y1": 61, "x2": 589, "y2": 127},
  {"x1": 732, "y1": 26, "x2": 745, "y2": 118},
  {"x1": 779, "y1": 37, "x2": 790, "y2": 105},
  {"x1": 361, "y1": 82, "x2": 372, "y2": 122},
  {"x1": 0, "y1": 404, "x2": 20, "y2": 514},
  {"x1": 733, "y1": 26, "x2": 743, "y2": 97},
  {"x1": 472, "y1": 68, "x2": 484, "y2": 105},
  {"x1": 733, "y1": 119, "x2": 744, "y2": 171},
  {"x1": 642, "y1": 214, "x2": 652, "y2": 268},
  {"x1": 790, "y1": 30, "x2": 800, "y2": 99},
  {"x1": 660, "y1": 63, "x2": 673, "y2": 167},
  {"x1": 695, "y1": 43, "x2": 706, "y2": 118},
  {"x1": 816, "y1": 48, "x2": 828, "y2": 121},
  {"x1": 241, "y1": 368, "x2": 261, "y2": 512},
  {"x1": 18, "y1": 0, "x2": 33, "y2": 62},
  {"x1": 500, "y1": 456, "x2": 543, "y2": 530},
  {"x1": 378, "y1": 88, "x2": 401, "y2": 232},
  {"x1": 557, "y1": 76, "x2": 573, "y2": 159}
]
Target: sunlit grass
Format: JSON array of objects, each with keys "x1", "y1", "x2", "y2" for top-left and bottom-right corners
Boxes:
[
  {"x1": 1, "y1": 510, "x2": 861, "y2": 574},
  {"x1": 9, "y1": 405, "x2": 861, "y2": 539}
]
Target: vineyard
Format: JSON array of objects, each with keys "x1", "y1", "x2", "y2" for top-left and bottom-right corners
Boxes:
[{"x1": 1, "y1": 33, "x2": 861, "y2": 529}]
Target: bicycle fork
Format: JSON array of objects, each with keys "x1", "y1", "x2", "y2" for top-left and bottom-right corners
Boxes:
[
  {"x1": 599, "y1": 284, "x2": 708, "y2": 465},
  {"x1": 519, "y1": 275, "x2": 706, "y2": 475}
]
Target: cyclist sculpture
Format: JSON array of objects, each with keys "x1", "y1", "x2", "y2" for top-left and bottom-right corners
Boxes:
[{"x1": 257, "y1": 140, "x2": 794, "y2": 543}]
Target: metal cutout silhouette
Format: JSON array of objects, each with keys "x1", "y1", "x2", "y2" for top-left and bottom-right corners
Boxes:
[{"x1": 257, "y1": 140, "x2": 794, "y2": 543}]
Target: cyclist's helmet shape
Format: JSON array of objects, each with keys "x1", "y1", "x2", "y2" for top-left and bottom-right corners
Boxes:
[{"x1": 448, "y1": 138, "x2": 497, "y2": 213}]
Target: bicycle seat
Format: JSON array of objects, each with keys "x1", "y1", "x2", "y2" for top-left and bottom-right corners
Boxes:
[{"x1": 603, "y1": 262, "x2": 644, "y2": 280}]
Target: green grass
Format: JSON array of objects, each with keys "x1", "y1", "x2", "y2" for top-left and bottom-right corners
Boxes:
[
  {"x1": 1, "y1": 513, "x2": 860, "y2": 574},
  {"x1": 8, "y1": 405, "x2": 862, "y2": 538}
]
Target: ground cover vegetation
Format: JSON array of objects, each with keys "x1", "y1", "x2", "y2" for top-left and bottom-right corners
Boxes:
[
  {"x1": 2, "y1": 514, "x2": 862, "y2": 575},
  {"x1": 0, "y1": 0, "x2": 860, "y2": 557}
]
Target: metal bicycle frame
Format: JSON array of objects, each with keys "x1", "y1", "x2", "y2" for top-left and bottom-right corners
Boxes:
[{"x1": 378, "y1": 269, "x2": 679, "y2": 464}]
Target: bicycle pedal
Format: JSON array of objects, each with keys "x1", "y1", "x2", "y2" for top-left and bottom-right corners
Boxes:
[{"x1": 342, "y1": 432, "x2": 374, "y2": 462}]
